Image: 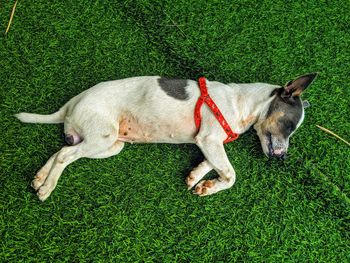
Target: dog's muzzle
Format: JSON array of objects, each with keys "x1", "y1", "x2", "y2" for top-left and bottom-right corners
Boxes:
[
  {"x1": 268, "y1": 150, "x2": 287, "y2": 160},
  {"x1": 267, "y1": 133, "x2": 287, "y2": 160}
]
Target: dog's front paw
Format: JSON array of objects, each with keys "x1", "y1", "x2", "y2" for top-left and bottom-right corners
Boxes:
[
  {"x1": 186, "y1": 173, "x2": 199, "y2": 190},
  {"x1": 193, "y1": 180, "x2": 215, "y2": 196}
]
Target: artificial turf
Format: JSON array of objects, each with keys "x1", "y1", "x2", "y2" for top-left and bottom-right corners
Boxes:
[{"x1": 1, "y1": 0, "x2": 349, "y2": 261}]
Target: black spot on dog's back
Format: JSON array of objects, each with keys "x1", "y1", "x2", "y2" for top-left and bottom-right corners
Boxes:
[{"x1": 158, "y1": 77, "x2": 189, "y2": 100}]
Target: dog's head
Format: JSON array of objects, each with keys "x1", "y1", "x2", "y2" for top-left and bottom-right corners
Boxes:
[{"x1": 254, "y1": 73, "x2": 317, "y2": 159}]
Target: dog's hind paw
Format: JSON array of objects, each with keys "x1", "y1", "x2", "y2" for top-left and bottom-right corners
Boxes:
[
  {"x1": 31, "y1": 170, "x2": 48, "y2": 190},
  {"x1": 31, "y1": 178, "x2": 44, "y2": 191},
  {"x1": 37, "y1": 185, "x2": 53, "y2": 201}
]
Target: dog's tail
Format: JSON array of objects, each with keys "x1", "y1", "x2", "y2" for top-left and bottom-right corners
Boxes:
[{"x1": 15, "y1": 105, "x2": 67, "y2": 124}]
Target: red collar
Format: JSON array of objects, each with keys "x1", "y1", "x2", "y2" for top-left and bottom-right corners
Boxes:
[{"x1": 194, "y1": 77, "x2": 239, "y2": 144}]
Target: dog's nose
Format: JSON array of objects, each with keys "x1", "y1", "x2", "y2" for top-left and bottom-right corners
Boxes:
[
  {"x1": 269, "y1": 151, "x2": 287, "y2": 160},
  {"x1": 270, "y1": 147, "x2": 287, "y2": 160}
]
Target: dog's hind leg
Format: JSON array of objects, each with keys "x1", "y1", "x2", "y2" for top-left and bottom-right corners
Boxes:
[
  {"x1": 32, "y1": 140, "x2": 123, "y2": 191},
  {"x1": 36, "y1": 145, "x2": 84, "y2": 201},
  {"x1": 89, "y1": 140, "x2": 124, "y2": 159},
  {"x1": 186, "y1": 160, "x2": 213, "y2": 190},
  {"x1": 31, "y1": 131, "x2": 83, "y2": 191},
  {"x1": 35, "y1": 125, "x2": 119, "y2": 201}
]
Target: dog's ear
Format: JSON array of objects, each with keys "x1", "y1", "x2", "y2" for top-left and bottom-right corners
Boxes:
[{"x1": 282, "y1": 73, "x2": 318, "y2": 100}]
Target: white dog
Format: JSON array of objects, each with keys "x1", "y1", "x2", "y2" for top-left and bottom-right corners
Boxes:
[{"x1": 15, "y1": 73, "x2": 317, "y2": 201}]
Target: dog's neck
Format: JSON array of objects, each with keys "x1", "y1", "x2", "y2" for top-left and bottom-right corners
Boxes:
[{"x1": 227, "y1": 82, "x2": 279, "y2": 134}]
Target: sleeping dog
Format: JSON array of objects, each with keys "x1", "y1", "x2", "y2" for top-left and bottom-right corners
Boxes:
[{"x1": 15, "y1": 73, "x2": 317, "y2": 201}]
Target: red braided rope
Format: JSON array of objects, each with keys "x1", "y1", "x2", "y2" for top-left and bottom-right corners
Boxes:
[{"x1": 194, "y1": 77, "x2": 239, "y2": 144}]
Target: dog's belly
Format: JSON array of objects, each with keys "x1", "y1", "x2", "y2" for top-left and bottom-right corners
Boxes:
[{"x1": 117, "y1": 112, "x2": 197, "y2": 144}]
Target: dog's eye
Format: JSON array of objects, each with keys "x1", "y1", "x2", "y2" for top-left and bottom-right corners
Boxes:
[{"x1": 283, "y1": 120, "x2": 295, "y2": 135}]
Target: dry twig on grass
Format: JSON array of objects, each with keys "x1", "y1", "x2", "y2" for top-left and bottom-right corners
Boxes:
[
  {"x1": 5, "y1": 1, "x2": 18, "y2": 35},
  {"x1": 316, "y1": 125, "x2": 350, "y2": 147}
]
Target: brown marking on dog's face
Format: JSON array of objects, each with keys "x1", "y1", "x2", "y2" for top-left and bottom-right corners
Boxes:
[
  {"x1": 239, "y1": 114, "x2": 258, "y2": 129},
  {"x1": 261, "y1": 111, "x2": 286, "y2": 135}
]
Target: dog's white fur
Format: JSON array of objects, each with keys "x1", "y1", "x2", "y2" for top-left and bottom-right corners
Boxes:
[{"x1": 16, "y1": 76, "x2": 281, "y2": 201}]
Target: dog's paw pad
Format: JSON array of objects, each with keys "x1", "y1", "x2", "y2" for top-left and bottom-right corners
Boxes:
[
  {"x1": 193, "y1": 180, "x2": 214, "y2": 196},
  {"x1": 203, "y1": 180, "x2": 214, "y2": 188}
]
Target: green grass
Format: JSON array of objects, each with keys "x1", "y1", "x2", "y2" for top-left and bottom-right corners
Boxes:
[{"x1": 1, "y1": 0, "x2": 349, "y2": 261}]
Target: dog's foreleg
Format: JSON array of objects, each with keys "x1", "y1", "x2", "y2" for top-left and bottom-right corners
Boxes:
[
  {"x1": 194, "y1": 135, "x2": 236, "y2": 196},
  {"x1": 186, "y1": 160, "x2": 213, "y2": 189}
]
